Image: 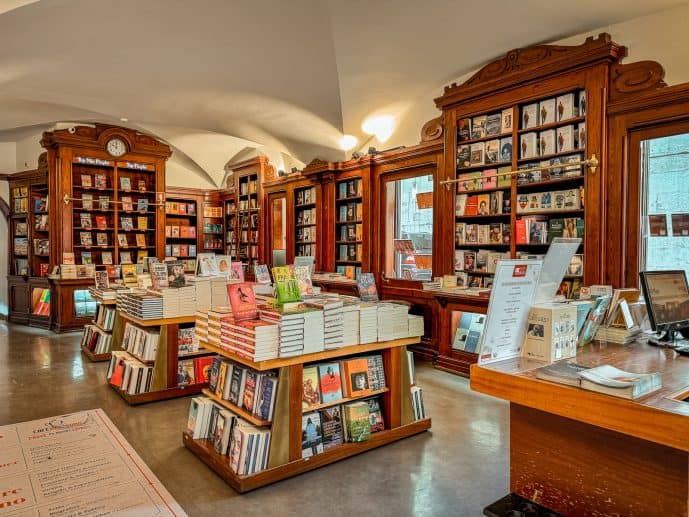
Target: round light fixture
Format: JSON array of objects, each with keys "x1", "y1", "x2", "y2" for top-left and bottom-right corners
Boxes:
[
  {"x1": 361, "y1": 114, "x2": 395, "y2": 143},
  {"x1": 339, "y1": 134, "x2": 358, "y2": 151},
  {"x1": 120, "y1": 117, "x2": 129, "y2": 122}
]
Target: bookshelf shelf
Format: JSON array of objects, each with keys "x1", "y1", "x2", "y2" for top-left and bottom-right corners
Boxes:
[
  {"x1": 459, "y1": 185, "x2": 512, "y2": 195},
  {"x1": 517, "y1": 115, "x2": 586, "y2": 135},
  {"x1": 517, "y1": 149, "x2": 585, "y2": 164},
  {"x1": 516, "y1": 175, "x2": 584, "y2": 191},
  {"x1": 455, "y1": 214, "x2": 510, "y2": 221},
  {"x1": 516, "y1": 209, "x2": 585, "y2": 217},
  {"x1": 201, "y1": 388, "x2": 272, "y2": 427},
  {"x1": 457, "y1": 159, "x2": 512, "y2": 171},
  {"x1": 111, "y1": 382, "x2": 206, "y2": 405},
  {"x1": 119, "y1": 311, "x2": 196, "y2": 327},
  {"x1": 303, "y1": 387, "x2": 389, "y2": 413},
  {"x1": 80, "y1": 344, "x2": 111, "y2": 362}
]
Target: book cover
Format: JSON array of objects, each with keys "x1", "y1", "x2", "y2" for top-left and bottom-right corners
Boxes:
[
  {"x1": 80, "y1": 231, "x2": 93, "y2": 246},
  {"x1": 81, "y1": 174, "x2": 92, "y2": 188},
  {"x1": 242, "y1": 370, "x2": 258, "y2": 412},
  {"x1": 344, "y1": 358, "x2": 371, "y2": 396},
  {"x1": 120, "y1": 251, "x2": 133, "y2": 264},
  {"x1": 521, "y1": 103, "x2": 538, "y2": 129},
  {"x1": 457, "y1": 145, "x2": 471, "y2": 168},
  {"x1": 485, "y1": 139, "x2": 500, "y2": 164},
  {"x1": 102, "y1": 251, "x2": 113, "y2": 265},
  {"x1": 81, "y1": 193, "x2": 93, "y2": 210},
  {"x1": 258, "y1": 376, "x2": 278, "y2": 421},
  {"x1": 177, "y1": 360, "x2": 196, "y2": 385},
  {"x1": 318, "y1": 363, "x2": 343, "y2": 403},
  {"x1": 470, "y1": 142, "x2": 485, "y2": 165},
  {"x1": 302, "y1": 411, "x2": 323, "y2": 458},
  {"x1": 318, "y1": 406, "x2": 343, "y2": 449},
  {"x1": 121, "y1": 217, "x2": 133, "y2": 231},
  {"x1": 166, "y1": 261, "x2": 186, "y2": 287},
  {"x1": 95, "y1": 173, "x2": 107, "y2": 189},
  {"x1": 343, "y1": 401, "x2": 371, "y2": 442},
  {"x1": 539, "y1": 98, "x2": 556, "y2": 125},
  {"x1": 137, "y1": 198, "x2": 149, "y2": 213},
  {"x1": 99, "y1": 196, "x2": 109, "y2": 210},
  {"x1": 455, "y1": 194, "x2": 468, "y2": 216},
  {"x1": 95, "y1": 215, "x2": 107, "y2": 230},
  {"x1": 357, "y1": 272, "x2": 378, "y2": 302},
  {"x1": 520, "y1": 132, "x2": 537, "y2": 159},
  {"x1": 501, "y1": 108, "x2": 512, "y2": 133},
  {"x1": 207, "y1": 357, "x2": 222, "y2": 393},
  {"x1": 81, "y1": 251, "x2": 92, "y2": 265},
  {"x1": 367, "y1": 398, "x2": 385, "y2": 432},
  {"x1": 294, "y1": 265, "x2": 314, "y2": 296},
  {"x1": 457, "y1": 118, "x2": 471, "y2": 141},
  {"x1": 485, "y1": 113, "x2": 501, "y2": 136},
  {"x1": 557, "y1": 93, "x2": 577, "y2": 121},
  {"x1": 138, "y1": 179, "x2": 147, "y2": 192},
  {"x1": 117, "y1": 234, "x2": 128, "y2": 247},
  {"x1": 228, "y1": 365, "x2": 246, "y2": 407},
  {"x1": 272, "y1": 266, "x2": 301, "y2": 305},
  {"x1": 254, "y1": 264, "x2": 271, "y2": 284},
  {"x1": 227, "y1": 282, "x2": 258, "y2": 320},
  {"x1": 557, "y1": 125, "x2": 575, "y2": 153},
  {"x1": 96, "y1": 233, "x2": 108, "y2": 246},
  {"x1": 136, "y1": 234, "x2": 146, "y2": 248},
  {"x1": 471, "y1": 115, "x2": 486, "y2": 139},
  {"x1": 302, "y1": 366, "x2": 321, "y2": 409},
  {"x1": 230, "y1": 262, "x2": 244, "y2": 281},
  {"x1": 120, "y1": 177, "x2": 131, "y2": 191},
  {"x1": 137, "y1": 216, "x2": 148, "y2": 230},
  {"x1": 80, "y1": 213, "x2": 92, "y2": 229},
  {"x1": 121, "y1": 196, "x2": 133, "y2": 211}
]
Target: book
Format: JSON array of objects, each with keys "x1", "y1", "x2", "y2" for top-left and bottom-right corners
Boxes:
[
  {"x1": 535, "y1": 362, "x2": 592, "y2": 387},
  {"x1": 457, "y1": 118, "x2": 471, "y2": 141},
  {"x1": 120, "y1": 177, "x2": 131, "y2": 191},
  {"x1": 272, "y1": 266, "x2": 301, "y2": 305},
  {"x1": 230, "y1": 262, "x2": 244, "y2": 281},
  {"x1": 137, "y1": 198, "x2": 149, "y2": 213},
  {"x1": 80, "y1": 213, "x2": 92, "y2": 229},
  {"x1": 81, "y1": 251, "x2": 92, "y2": 265},
  {"x1": 254, "y1": 264, "x2": 271, "y2": 284},
  {"x1": 367, "y1": 398, "x2": 385, "y2": 432},
  {"x1": 95, "y1": 215, "x2": 107, "y2": 230},
  {"x1": 344, "y1": 358, "x2": 371, "y2": 396},
  {"x1": 318, "y1": 406, "x2": 343, "y2": 449},
  {"x1": 95, "y1": 173, "x2": 107, "y2": 189},
  {"x1": 80, "y1": 232, "x2": 93, "y2": 246},
  {"x1": 302, "y1": 366, "x2": 321, "y2": 409},
  {"x1": 227, "y1": 282, "x2": 257, "y2": 320},
  {"x1": 136, "y1": 234, "x2": 146, "y2": 248},
  {"x1": 96, "y1": 233, "x2": 108, "y2": 246},
  {"x1": 81, "y1": 193, "x2": 93, "y2": 210},
  {"x1": 120, "y1": 251, "x2": 133, "y2": 264},
  {"x1": 343, "y1": 401, "x2": 371, "y2": 442},
  {"x1": 579, "y1": 365, "x2": 662, "y2": 400},
  {"x1": 138, "y1": 179, "x2": 147, "y2": 192},
  {"x1": 294, "y1": 265, "x2": 313, "y2": 296},
  {"x1": 166, "y1": 260, "x2": 186, "y2": 287},
  {"x1": 102, "y1": 251, "x2": 113, "y2": 265},
  {"x1": 121, "y1": 196, "x2": 133, "y2": 211},
  {"x1": 539, "y1": 98, "x2": 555, "y2": 125},
  {"x1": 99, "y1": 196, "x2": 109, "y2": 210},
  {"x1": 501, "y1": 108, "x2": 512, "y2": 133},
  {"x1": 485, "y1": 113, "x2": 501, "y2": 136},
  {"x1": 117, "y1": 234, "x2": 128, "y2": 247},
  {"x1": 302, "y1": 412, "x2": 323, "y2": 458},
  {"x1": 137, "y1": 216, "x2": 148, "y2": 230},
  {"x1": 63, "y1": 252, "x2": 75, "y2": 265},
  {"x1": 178, "y1": 360, "x2": 196, "y2": 386},
  {"x1": 578, "y1": 295, "x2": 611, "y2": 346},
  {"x1": 357, "y1": 272, "x2": 378, "y2": 302},
  {"x1": 471, "y1": 115, "x2": 486, "y2": 139},
  {"x1": 81, "y1": 174, "x2": 92, "y2": 188},
  {"x1": 318, "y1": 363, "x2": 343, "y2": 403},
  {"x1": 121, "y1": 217, "x2": 133, "y2": 231}
]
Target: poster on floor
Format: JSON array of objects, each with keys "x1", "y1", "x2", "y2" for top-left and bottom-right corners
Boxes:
[{"x1": 0, "y1": 409, "x2": 186, "y2": 516}]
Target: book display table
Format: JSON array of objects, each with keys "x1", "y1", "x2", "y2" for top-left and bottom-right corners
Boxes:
[
  {"x1": 184, "y1": 336, "x2": 431, "y2": 493},
  {"x1": 109, "y1": 311, "x2": 214, "y2": 405},
  {"x1": 471, "y1": 340, "x2": 689, "y2": 515}
]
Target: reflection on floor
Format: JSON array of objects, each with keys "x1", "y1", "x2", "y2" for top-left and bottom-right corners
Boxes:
[{"x1": 0, "y1": 322, "x2": 509, "y2": 516}]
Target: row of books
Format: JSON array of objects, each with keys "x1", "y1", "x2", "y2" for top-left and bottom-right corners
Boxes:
[
  {"x1": 454, "y1": 250, "x2": 509, "y2": 274},
  {"x1": 296, "y1": 207, "x2": 316, "y2": 225},
  {"x1": 302, "y1": 355, "x2": 386, "y2": 410},
  {"x1": 517, "y1": 188, "x2": 583, "y2": 213},
  {"x1": 337, "y1": 203, "x2": 363, "y2": 223},
  {"x1": 521, "y1": 90, "x2": 585, "y2": 130},
  {"x1": 61, "y1": 264, "x2": 96, "y2": 280},
  {"x1": 203, "y1": 237, "x2": 224, "y2": 249},
  {"x1": 32, "y1": 288, "x2": 51, "y2": 316},
  {"x1": 178, "y1": 327, "x2": 199, "y2": 354},
  {"x1": 338, "y1": 243, "x2": 363, "y2": 262},
  {"x1": 79, "y1": 214, "x2": 150, "y2": 230},
  {"x1": 296, "y1": 244, "x2": 317, "y2": 257},
  {"x1": 520, "y1": 124, "x2": 585, "y2": 159},
  {"x1": 107, "y1": 351, "x2": 155, "y2": 395},
  {"x1": 13, "y1": 238, "x2": 28, "y2": 255},
  {"x1": 238, "y1": 213, "x2": 259, "y2": 230},
  {"x1": 12, "y1": 196, "x2": 28, "y2": 214},
  {"x1": 207, "y1": 356, "x2": 279, "y2": 422},
  {"x1": 337, "y1": 178, "x2": 362, "y2": 199},
  {"x1": 34, "y1": 215, "x2": 48, "y2": 231},
  {"x1": 455, "y1": 222, "x2": 510, "y2": 245},
  {"x1": 336, "y1": 264, "x2": 361, "y2": 280},
  {"x1": 94, "y1": 304, "x2": 116, "y2": 331},
  {"x1": 203, "y1": 222, "x2": 222, "y2": 234},
  {"x1": 455, "y1": 191, "x2": 510, "y2": 216},
  {"x1": 457, "y1": 137, "x2": 512, "y2": 168},
  {"x1": 296, "y1": 186, "x2": 316, "y2": 205},
  {"x1": 517, "y1": 154, "x2": 584, "y2": 184},
  {"x1": 122, "y1": 322, "x2": 160, "y2": 361},
  {"x1": 515, "y1": 217, "x2": 584, "y2": 245},
  {"x1": 456, "y1": 167, "x2": 511, "y2": 191},
  {"x1": 164, "y1": 244, "x2": 197, "y2": 258},
  {"x1": 165, "y1": 201, "x2": 196, "y2": 215},
  {"x1": 81, "y1": 194, "x2": 151, "y2": 212},
  {"x1": 14, "y1": 221, "x2": 28, "y2": 236},
  {"x1": 237, "y1": 198, "x2": 258, "y2": 211},
  {"x1": 165, "y1": 225, "x2": 197, "y2": 238},
  {"x1": 73, "y1": 250, "x2": 148, "y2": 266},
  {"x1": 187, "y1": 397, "x2": 271, "y2": 476},
  {"x1": 411, "y1": 386, "x2": 426, "y2": 421},
  {"x1": 238, "y1": 230, "x2": 259, "y2": 243},
  {"x1": 81, "y1": 324, "x2": 113, "y2": 354},
  {"x1": 458, "y1": 109, "x2": 511, "y2": 142},
  {"x1": 178, "y1": 356, "x2": 214, "y2": 386},
  {"x1": 303, "y1": 398, "x2": 383, "y2": 456},
  {"x1": 238, "y1": 180, "x2": 258, "y2": 196},
  {"x1": 33, "y1": 197, "x2": 48, "y2": 213},
  {"x1": 338, "y1": 223, "x2": 362, "y2": 242}
]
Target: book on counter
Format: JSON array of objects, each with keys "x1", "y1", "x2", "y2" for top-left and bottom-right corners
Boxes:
[
  {"x1": 272, "y1": 266, "x2": 301, "y2": 306},
  {"x1": 227, "y1": 282, "x2": 257, "y2": 320},
  {"x1": 302, "y1": 411, "x2": 324, "y2": 458},
  {"x1": 357, "y1": 272, "x2": 379, "y2": 302}
]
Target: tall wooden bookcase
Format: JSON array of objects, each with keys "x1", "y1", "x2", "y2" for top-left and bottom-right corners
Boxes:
[
  {"x1": 6, "y1": 154, "x2": 51, "y2": 328},
  {"x1": 40, "y1": 124, "x2": 171, "y2": 332}
]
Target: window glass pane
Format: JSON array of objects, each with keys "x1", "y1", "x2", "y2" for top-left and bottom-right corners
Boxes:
[
  {"x1": 641, "y1": 133, "x2": 689, "y2": 277},
  {"x1": 385, "y1": 174, "x2": 433, "y2": 280}
]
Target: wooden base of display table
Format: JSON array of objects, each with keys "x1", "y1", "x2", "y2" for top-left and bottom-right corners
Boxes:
[
  {"x1": 183, "y1": 418, "x2": 431, "y2": 493},
  {"x1": 110, "y1": 381, "x2": 206, "y2": 405},
  {"x1": 80, "y1": 344, "x2": 111, "y2": 362}
]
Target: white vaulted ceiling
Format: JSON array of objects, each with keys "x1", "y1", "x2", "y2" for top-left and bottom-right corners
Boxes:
[{"x1": 0, "y1": 0, "x2": 685, "y2": 185}]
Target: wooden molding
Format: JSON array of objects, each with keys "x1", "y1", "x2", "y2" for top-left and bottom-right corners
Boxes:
[
  {"x1": 609, "y1": 60, "x2": 666, "y2": 102},
  {"x1": 40, "y1": 124, "x2": 171, "y2": 158},
  {"x1": 0, "y1": 197, "x2": 9, "y2": 220},
  {"x1": 420, "y1": 116, "x2": 443, "y2": 142},
  {"x1": 435, "y1": 33, "x2": 626, "y2": 108}
]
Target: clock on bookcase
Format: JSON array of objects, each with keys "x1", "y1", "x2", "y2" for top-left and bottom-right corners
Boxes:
[{"x1": 41, "y1": 124, "x2": 171, "y2": 332}]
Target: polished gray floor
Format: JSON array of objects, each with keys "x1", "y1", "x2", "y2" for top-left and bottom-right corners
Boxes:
[{"x1": 0, "y1": 322, "x2": 509, "y2": 516}]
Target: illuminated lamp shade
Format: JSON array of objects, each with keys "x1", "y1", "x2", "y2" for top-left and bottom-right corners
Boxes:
[
  {"x1": 339, "y1": 134, "x2": 358, "y2": 151},
  {"x1": 361, "y1": 115, "x2": 395, "y2": 143}
]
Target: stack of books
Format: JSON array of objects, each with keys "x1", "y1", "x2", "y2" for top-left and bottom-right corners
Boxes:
[
  {"x1": 187, "y1": 277, "x2": 212, "y2": 310},
  {"x1": 260, "y1": 308, "x2": 306, "y2": 358},
  {"x1": 211, "y1": 277, "x2": 230, "y2": 307},
  {"x1": 408, "y1": 314, "x2": 424, "y2": 337},
  {"x1": 306, "y1": 298, "x2": 344, "y2": 350},
  {"x1": 118, "y1": 291, "x2": 164, "y2": 320},
  {"x1": 207, "y1": 308, "x2": 234, "y2": 347},
  {"x1": 377, "y1": 302, "x2": 408, "y2": 341},
  {"x1": 302, "y1": 309, "x2": 325, "y2": 354},
  {"x1": 195, "y1": 310, "x2": 209, "y2": 342},
  {"x1": 341, "y1": 300, "x2": 360, "y2": 346},
  {"x1": 221, "y1": 319, "x2": 280, "y2": 361},
  {"x1": 359, "y1": 303, "x2": 378, "y2": 344}
]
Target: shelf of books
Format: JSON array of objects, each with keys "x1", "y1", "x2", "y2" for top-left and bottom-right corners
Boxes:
[
  {"x1": 183, "y1": 280, "x2": 430, "y2": 493},
  {"x1": 224, "y1": 195, "x2": 238, "y2": 260},
  {"x1": 106, "y1": 303, "x2": 216, "y2": 404},
  {"x1": 71, "y1": 158, "x2": 159, "y2": 274},
  {"x1": 294, "y1": 185, "x2": 318, "y2": 261},
  {"x1": 165, "y1": 197, "x2": 198, "y2": 273},
  {"x1": 237, "y1": 173, "x2": 260, "y2": 272},
  {"x1": 202, "y1": 200, "x2": 224, "y2": 255},
  {"x1": 11, "y1": 182, "x2": 50, "y2": 278},
  {"x1": 81, "y1": 285, "x2": 117, "y2": 362},
  {"x1": 454, "y1": 89, "x2": 587, "y2": 297},
  {"x1": 335, "y1": 177, "x2": 363, "y2": 279}
]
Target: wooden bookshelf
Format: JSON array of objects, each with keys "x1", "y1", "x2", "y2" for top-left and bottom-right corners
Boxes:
[
  {"x1": 184, "y1": 336, "x2": 430, "y2": 493},
  {"x1": 81, "y1": 345, "x2": 111, "y2": 363},
  {"x1": 304, "y1": 387, "x2": 389, "y2": 412},
  {"x1": 201, "y1": 389, "x2": 272, "y2": 427},
  {"x1": 80, "y1": 289, "x2": 117, "y2": 362},
  {"x1": 109, "y1": 310, "x2": 210, "y2": 405}
]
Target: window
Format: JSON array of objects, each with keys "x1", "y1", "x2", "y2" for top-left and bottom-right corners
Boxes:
[
  {"x1": 384, "y1": 174, "x2": 433, "y2": 280},
  {"x1": 640, "y1": 133, "x2": 689, "y2": 278}
]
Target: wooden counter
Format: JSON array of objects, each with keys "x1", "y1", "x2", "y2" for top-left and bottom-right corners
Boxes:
[{"x1": 471, "y1": 340, "x2": 689, "y2": 516}]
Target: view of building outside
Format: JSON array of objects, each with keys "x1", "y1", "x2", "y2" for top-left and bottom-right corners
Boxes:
[
  {"x1": 643, "y1": 133, "x2": 689, "y2": 277},
  {"x1": 392, "y1": 174, "x2": 433, "y2": 279}
]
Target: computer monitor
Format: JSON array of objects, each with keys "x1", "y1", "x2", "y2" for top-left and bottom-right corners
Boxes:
[{"x1": 639, "y1": 270, "x2": 689, "y2": 344}]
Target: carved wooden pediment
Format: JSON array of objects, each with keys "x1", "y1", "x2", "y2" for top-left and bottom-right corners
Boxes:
[
  {"x1": 420, "y1": 117, "x2": 443, "y2": 142},
  {"x1": 609, "y1": 60, "x2": 666, "y2": 101}
]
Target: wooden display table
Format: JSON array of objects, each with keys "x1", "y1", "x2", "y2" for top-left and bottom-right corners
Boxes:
[
  {"x1": 471, "y1": 341, "x2": 689, "y2": 516},
  {"x1": 109, "y1": 311, "x2": 212, "y2": 405},
  {"x1": 184, "y1": 336, "x2": 431, "y2": 493}
]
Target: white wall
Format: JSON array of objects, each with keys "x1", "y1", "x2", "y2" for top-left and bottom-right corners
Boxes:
[
  {"x1": 375, "y1": 3, "x2": 689, "y2": 153},
  {"x1": 15, "y1": 133, "x2": 42, "y2": 170},
  {"x1": 0, "y1": 143, "x2": 15, "y2": 315}
]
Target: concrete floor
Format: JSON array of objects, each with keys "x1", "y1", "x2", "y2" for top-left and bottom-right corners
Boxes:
[{"x1": 0, "y1": 322, "x2": 510, "y2": 516}]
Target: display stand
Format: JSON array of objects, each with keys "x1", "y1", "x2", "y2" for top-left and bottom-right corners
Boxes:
[
  {"x1": 183, "y1": 336, "x2": 431, "y2": 493},
  {"x1": 109, "y1": 311, "x2": 213, "y2": 405},
  {"x1": 80, "y1": 290, "x2": 117, "y2": 362}
]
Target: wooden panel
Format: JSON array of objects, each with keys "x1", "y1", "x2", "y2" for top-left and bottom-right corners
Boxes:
[
  {"x1": 511, "y1": 404, "x2": 688, "y2": 516},
  {"x1": 267, "y1": 367, "x2": 291, "y2": 468},
  {"x1": 383, "y1": 347, "x2": 402, "y2": 429},
  {"x1": 288, "y1": 364, "x2": 303, "y2": 462}
]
